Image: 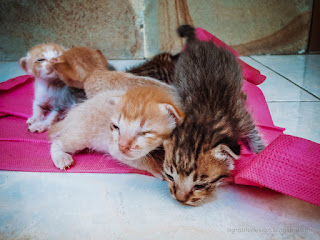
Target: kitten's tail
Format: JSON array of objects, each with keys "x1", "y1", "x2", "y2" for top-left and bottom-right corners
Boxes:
[{"x1": 177, "y1": 25, "x2": 196, "y2": 42}]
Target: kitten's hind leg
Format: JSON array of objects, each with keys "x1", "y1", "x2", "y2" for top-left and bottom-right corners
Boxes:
[{"x1": 243, "y1": 127, "x2": 265, "y2": 154}]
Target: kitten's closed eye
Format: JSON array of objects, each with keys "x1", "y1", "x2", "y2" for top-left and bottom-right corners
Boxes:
[
  {"x1": 36, "y1": 58, "x2": 46, "y2": 62},
  {"x1": 138, "y1": 131, "x2": 154, "y2": 136},
  {"x1": 193, "y1": 184, "x2": 207, "y2": 190},
  {"x1": 165, "y1": 173, "x2": 174, "y2": 181},
  {"x1": 210, "y1": 174, "x2": 229, "y2": 184},
  {"x1": 110, "y1": 123, "x2": 119, "y2": 131}
]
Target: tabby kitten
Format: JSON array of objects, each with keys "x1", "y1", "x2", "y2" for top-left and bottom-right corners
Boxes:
[
  {"x1": 127, "y1": 52, "x2": 180, "y2": 84},
  {"x1": 163, "y1": 25, "x2": 265, "y2": 206},
  {"x1": 49, "y1": 86, "x2": 184, "y2": 179},
  {"x1": 19, "y1": 43, "x2": 86, "y2": 133}
]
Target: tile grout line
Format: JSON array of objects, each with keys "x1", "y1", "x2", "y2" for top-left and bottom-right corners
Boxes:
[{"x1": 248, "y1": 56, "x2": 320, "y2": 101}]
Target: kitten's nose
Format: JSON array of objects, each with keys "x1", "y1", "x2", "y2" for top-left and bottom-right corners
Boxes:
[
  {"x1": 175, "y1": 189, "x2": 188, "y2": 203},
  {"x1": 119, "y1": 143, "x2": 130, "y2": 152},
  {"x1": 118, "y1": 138, "x2": 133, "y2": 153}
]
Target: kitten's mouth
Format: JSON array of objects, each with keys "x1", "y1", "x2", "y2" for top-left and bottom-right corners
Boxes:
[
  {"x1": 46, "y1": 69, "x2": 55, "y2": 75},
  {"x1": 120, "y1": 151, "x2": 133, "y2": 159}
]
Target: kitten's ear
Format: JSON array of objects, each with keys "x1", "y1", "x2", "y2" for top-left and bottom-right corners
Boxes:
[
  {"x1": 19, "y1": 57, "x2": 28, "y2": 73},
  {"x1": 211, "y1": 144, "x2": 240, "y2": 170},
  {"x1": 96, "y1": 50, "x2": 108, "y2": 68},
  {"x1": 53, "y1": 60, "x2": 68, "y2": 72},
  {"x1": 53, "y1": 61, "x2": 83, "y2": 88},
  {"x1": 159, "y1": 103, "x2": 185, "y2": 127}
]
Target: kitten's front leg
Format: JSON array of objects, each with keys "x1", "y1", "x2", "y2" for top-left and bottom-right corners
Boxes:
[
  {"x1": 131, "y1": 157, "x2": 164, "y2": 180},
  {"x1": 28, "y1": 110, "x2": 59, "y2": 133},
  {"x1": 50, "y1": 139, "x2": 75, "y2": 170},
  {"x1": 27, "y1": 101, "x2": 45, "y2": 126}
]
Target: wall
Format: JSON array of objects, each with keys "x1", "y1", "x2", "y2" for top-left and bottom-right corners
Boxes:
[{"x1": 0, "y1": 0, "x2": 313, "y2": 60}]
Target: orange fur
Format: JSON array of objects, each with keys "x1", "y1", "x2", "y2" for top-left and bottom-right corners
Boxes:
[
  {"x1": 49, "y1": 86, "x2": 184, "y2": 179},
  {"x1": 53, "y1": 47, "x2": 108, "y2": 89},
  {"x1": 50, "y1": 46, "x2": 185, "y2": 177},
  {"x1": 53, "y1": 46, "x2": 175, "y2": 98},
  {"x1": 20, "y1": 43, "x2": 64, "y2": 78}
]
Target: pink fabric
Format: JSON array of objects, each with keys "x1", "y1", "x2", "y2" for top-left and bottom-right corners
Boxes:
[
  {"x1": 0, "y1": 29, "x2": 319, "y2": 206},
  {"x1": 0, "y1": 76, "x2": 152, "y2": 176}
]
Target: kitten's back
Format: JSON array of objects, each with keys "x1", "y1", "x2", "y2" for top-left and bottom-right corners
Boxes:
[
  {"x1": 175, "y1": 25, "x2": 243, "y2": 113},
  {"x1": 173, "y1": 25, "x2": 264, "y2": 153},
  {"x1": 127, "y1": 53, "x2": 180, "y2": 84}
]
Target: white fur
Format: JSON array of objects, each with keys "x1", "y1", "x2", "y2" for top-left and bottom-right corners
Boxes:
[
  {"x1": 25, "y1": 46, "x2": 65, "y2": 132},
  {"x1": 43, "y1": 46, "x2": 59, "y2": 60},
  {"x1": 50, "y1": 140, "x2": 73, "y2": 170},
  {"x1": 89, "y1": 133, "x2": 110, "y2": 153},
  {"x1": 212, "y1": 144, "x2": 239, "y2": 171}
]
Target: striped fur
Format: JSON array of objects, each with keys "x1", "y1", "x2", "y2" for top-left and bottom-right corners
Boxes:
[
  {"x1": 163, "y1": 25, "x2": 265, "y2": 206},
  {"x1": 127, "y1": 53, "x2": 180, "y2": 84}
]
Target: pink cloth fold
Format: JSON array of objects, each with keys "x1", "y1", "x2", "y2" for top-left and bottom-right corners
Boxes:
[{"x1": 0, "y1": 28, "x2": 319, "y2": 206}]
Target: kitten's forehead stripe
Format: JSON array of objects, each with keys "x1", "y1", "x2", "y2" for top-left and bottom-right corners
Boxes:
[
  {"x1": 201, "y1": 174, "x2": 208, "y2": 179},
  {"x1": 193, "y1": 172, "x2": 198, "y2": 182}
]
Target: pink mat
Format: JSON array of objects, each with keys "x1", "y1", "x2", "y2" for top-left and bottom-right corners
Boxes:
[{"x1": 1, "y1": 28, "x2": 319, "y2": 206}]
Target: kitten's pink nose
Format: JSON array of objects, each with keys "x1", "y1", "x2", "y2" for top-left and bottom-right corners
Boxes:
[
  {"x1": 50, "y1": 58, "x2": 57, "y2": 63},
  {"x1": 118, "y1": 138, "x2": 132, "y2": 153},
  {"x1": 119, "y1": 144, "x2": 130, "y2": 152},
  {"x1": 175, "y1": 189, "x2": 189, "y2": 203}
]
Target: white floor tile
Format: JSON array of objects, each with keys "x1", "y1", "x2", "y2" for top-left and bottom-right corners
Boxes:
[
  {"x1": 0, "y1": 172, "x2": 319, "y2": 240},
  {"x1": 268, "y1": 102, "x2": 320, "y2": 143},
  {"x1": 240, "y1": 57, "x2": 319, "y2": 102},
  {"x1": 251, "y1": 55, "x2": 320, "y2": 99}
]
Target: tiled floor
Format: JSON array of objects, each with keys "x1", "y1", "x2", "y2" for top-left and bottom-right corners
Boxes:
[{"x1": 0, "y1": 55, "x2": 319, "y2": 240}]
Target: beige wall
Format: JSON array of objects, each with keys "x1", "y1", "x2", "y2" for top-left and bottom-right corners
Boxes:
[{"x1": 0, "y1": 0, "x2": 313, "y2": 60}]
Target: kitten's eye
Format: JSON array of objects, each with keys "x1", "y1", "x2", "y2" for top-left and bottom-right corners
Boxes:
[
  {"x1": 36, "y1": 58, "x2": 46, "y2": 62},
  {"x1": 138, "y1": 131, "x2": 153, "y2": 136},
  {"x1": 210, "y1": 174, "x2": 229, "y2": 184},
  {"x1": 110, "y1": 123, "x2": 119, "y2": 131},
  {"x1": 165, "y1": 173, "x2": 174, "y2": 181},
  {"x1": 193, "y1": 184, "x2": 207, "y2": 190}
]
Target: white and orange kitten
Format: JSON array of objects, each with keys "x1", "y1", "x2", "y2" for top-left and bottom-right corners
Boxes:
[
  {"x1": 19, "y1": 43, "x2": 85, "y2": 133},
  {"x1": 49, "y1": 86, "x2": 184, "y2": 179}
]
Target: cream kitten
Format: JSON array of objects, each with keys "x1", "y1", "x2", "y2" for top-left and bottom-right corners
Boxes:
[
  {"x1": 49, "y1": 86, "x2": 184, "y2": 179},
  {"x1": 19, "y1": 43, "x2": 86, "y2": 133}
]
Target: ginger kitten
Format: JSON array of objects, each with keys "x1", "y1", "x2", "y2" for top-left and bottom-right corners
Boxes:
[
  {"x1": 49, "y1": 86, "x2": 184, "y2": 179},
  {"x1": 19, "y1": 43, "x2": 86, "y2": 132},
  {"x1": 52, "y1": 47, "x2": 173, "y2": 98},
  {"x1": 163, "y1": 25, "x2": 265, "y2": 206}
]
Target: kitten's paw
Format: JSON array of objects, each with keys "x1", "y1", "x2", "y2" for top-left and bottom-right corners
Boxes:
[
  {"x1": 152, "y1": 172, "x2": 164, "y2": 180},
  {"x1": 53, "y1": 153, "x2": 74, "y2": 170},
  {"x1": 148, "y1": 164, "x2": 164, "y2": 180},
  {"x1": 28, "y1": 121, "x2": 51, "y2": 133},
  {"x1": 27, "y1": 115, "x2": 45, "y2": 126}
]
